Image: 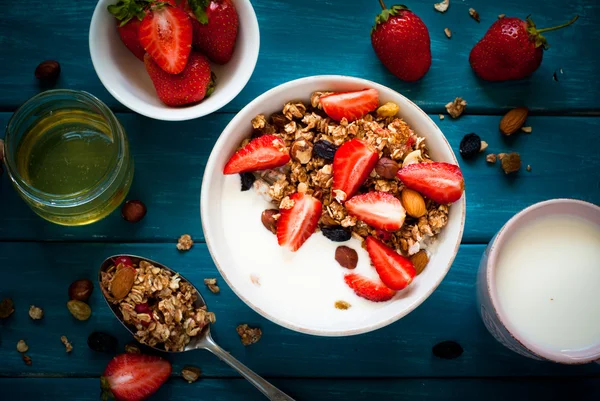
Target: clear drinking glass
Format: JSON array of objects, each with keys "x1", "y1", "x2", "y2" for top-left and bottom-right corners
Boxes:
[{"x1": 3, "y1": 90, "x2": 133, "y2": 226}]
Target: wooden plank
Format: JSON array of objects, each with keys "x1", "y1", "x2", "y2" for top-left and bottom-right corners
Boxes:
[
  {"x1": 0, "y1": 0, "x2": 598, "y2": 113},
  {"x1": 1, "y1": 243, "x2": 599, "y2": 378},
  {"x1": 1, "y1": 113, "x2": 598, "y2": 243},
  {"x1": 1, "y1": 377, "x2": 599, "y2": 401}
]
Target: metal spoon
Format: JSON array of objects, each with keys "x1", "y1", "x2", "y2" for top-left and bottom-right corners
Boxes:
[{"x1": 99, "y1": 255, "x2": 295, "y2": 401}]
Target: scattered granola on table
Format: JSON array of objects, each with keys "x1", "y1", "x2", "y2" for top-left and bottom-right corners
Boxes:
[
  {"x1": 100, "y1": 258, "x2": 216, "y2": 352},
  {"x1": 29, "y1": 305, "x2": 43, "y2": 320},
  {"x1": 125, "y1": 342, "x2": 141, "y2": 354},
  {"x1": 22, "y1": 355, "x2": 32, "y2": 366},
  {"x1": 469, "y1": 8, "x2": 480, "y2": 22},
  {"x1": 0, "y1": 298, "x2": 14, "y2": 319},
  {"x1": 444, "y1": 28, "x2": 452, "y2": 39},
  {"x1": 61, "y1": 335, "x2": 73, "y2": 353},
  {"x1": 236, "y1": 324, "x2": 262, "y2": 346},
  {"x1": 445, "y1": 97, "x2": 467, "y2": 118},
  {"x1": 434, "y1": 0, "x2": 449, "y2": 13},
  {"x1": 17, "y1": 340, "x2": 29, "y2": 353},
  {"x1": 203, "y1": 278, "x2": 220, "y2": 294},
  {"x1": 177, "y1": 234, "x2": 194, "y2": 251},
  {"x1": 486, "y1": 154, "x2": 497, "y2": 164},
  {"x1": 181, "y1": 365, "x2": 202, "y2": 383},
  {"x1": 501, "y1": 153, "x2": 522, "y2": 174}
]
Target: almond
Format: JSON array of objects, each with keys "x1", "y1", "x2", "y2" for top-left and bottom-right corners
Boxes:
[
  {"x1": 410, "y1": 250, "x2": 429, "y2": 275},
  {"x1": 499, "y1": 107, "x2": 528, "y2": 135},
  {"x1": 401, "y1": 189, "x2": 427, "y2": 218},
  {"x1": 110, "y1": 267, "x2": 136, "y2": 300}
]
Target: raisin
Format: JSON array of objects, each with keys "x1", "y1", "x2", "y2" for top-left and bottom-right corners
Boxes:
[
  {"x1": 313, "y1": 140, "x2": 338, "y2": 162},
  {"x1": 240, "y1": 172, "x2": 255, "y2": 191},
  {"x1": 335, "y1": 246, "x2": 358, "y2": 269},
  {"x1": 459, "y1": 133, "x2": 481, "y2": 159},
  {"x1": 88, "y1": 332, "x2": 118, "y2": 353},
  {"x1": 321, "y1": 226, "x2": 351, "y2": 242},
  {"x1": 432, "y1": 341, "x2": 463, "y2": 359}
]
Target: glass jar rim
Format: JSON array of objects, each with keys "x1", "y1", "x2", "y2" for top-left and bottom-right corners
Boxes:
[{"x1": 3, "y1": 89, "x2": 126, "y2": 207}]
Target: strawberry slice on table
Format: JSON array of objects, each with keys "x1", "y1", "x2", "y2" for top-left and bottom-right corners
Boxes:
[
  {"x1": 180, "y1": 0, "x2": 240, "y2": 64},
  {"x1": 344, "y1": 273, "x2": 397, "y2": 302},
  {"x1": 144, "y1": 51, "x2": 215, "y2": 107},
  {"x1": 108, "y1": 0, "x2": 178, "y2": 61},
  {"x1": 139, "y1": 4, "x2": 192, "y2": 74},
  {"x1": 332, "y1": 139, "x2": 379, "y2": 201},
  {"x1": 396, "y1": 162, "x2": 464, "y2": 205},
  {"x1": 320, "y1": 89, "x2": 379, "y2": 122},
  {"x1": 345, "y1": 191, "x2": 406, "y2": 231},
  {"x1": 101, "y1": 354, "x2": 171, "y2": 401},
  {"x1": 277, "y1": 193, "x2": 322, "y2": 252},
  {"x1": 223, "y1": 135, "x2": 290, "y2": 174},
  {"x1": 366, "y1": 236, "x2": 416, "y2": 291}
]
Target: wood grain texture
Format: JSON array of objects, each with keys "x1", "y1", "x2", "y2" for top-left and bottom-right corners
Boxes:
[
  {"x1": 2, "y1": 377, "x2": 600, "y2": 401},
  {"x1": 1, "y1": 243, "x2": 599, "y2": 378},
  {"x1": 1, "y1": 112, "x2": 598, "y2": 243},
  {"x1": 0, "y1": 0, "x2": 598, "y2": 113}
]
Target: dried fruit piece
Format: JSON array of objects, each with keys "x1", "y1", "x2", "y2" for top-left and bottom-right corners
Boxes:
[
  {"x1": 375, "y1": 157, "x2": 399, "y2": 179},
  {"x1": 313, "y1": 140, "x2": 338, "y2": 162},
  {"x1": 501, "y1": 152, "x2": 522, "y2": 174},
  {"x1": 335, "y1": 246, "x2": 358, "y2": 269},
  {"x1": 61, "y1": 336, "x2": 73, "y2": 353},
  {"x1": 182, "y1": 366, "x2": 202, "y2": 383},
  {"x1": 445, "y1": 97, "x2": 467, "y2": 118},
  {"x1": 69, "y1": 279, "x2": 94, "y2": 302},
  {"x1": 35, "y1": 60, "x2": 61, "y2": 81},
  {"x1": 204, "y1": 278, "x2": 220, "y2": 294},
  {"x1": 236, "y1": 324, "x2": 262, "y2": 346},
  {"x1": 459, "y1": 133, "x2": 481, "y2": 159},
  {"x1": 0, "y1": 298, "x2": 14, "y2": 319},
  {"x1": 23, "y1": 355, "x2": 32, "y2": 366},
  {"x1": 240, "y1": 172, "x2": 255, "y2": 191},
  {"x1": 401, "y1": 189, "x2": 427, "y2": 218},
  {"x1": 499, "y1": 107, "x2": 528, "y2": 135},
  {"x1": 469, "y1": 8, "x2": 480, "y2": 22},
  {"x1": 321, "y1": 226, "x2": 351, "y2": 242},
  {"x1": 410, "y1": 250, "x2": 429, "y2": 275},
  {"x1": 376, "y1": 102, "x2": 400, "y2": 118},
  {"x1": 67, "y1": 300, "x2": 92, "y2": 321},
  {"x1": 115, "y1": 256, "x2": 133, "y2": 268},
  {"x1": 334, "y1": 300, "x2": 351, "y2": 310},
  {"x1": 122, "y1": 200, "x2": 147, "y2": 223},
  {"x1": 434, "y1": 0, "x2": 449, "y2": 13},
  {"x1": 261, "y1": 209, "x2": 279, "y2": 234},
  {"x1": 88, "y1": 332, "x2": 118, "y2": 353},
  {"x1": 28, "y1": 305, "x2": 44, "y2": 320},
  {"x1": 432, "y1": 340, "x2": 463, "y2": 359},
  {"x1": 290, "y1": 140, "x2": 313, "y2": 164},
  {"x1": 177, "y1": 234, "x2": 194, "y2": 251},
  {"x1": 110, "y1": 267, "x2": 136, "y2": 300},
  {"x1": 17, "y1": 340, "x2": 29, "y2": 353}
]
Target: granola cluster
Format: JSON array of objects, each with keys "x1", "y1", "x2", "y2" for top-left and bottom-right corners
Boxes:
[
  {"x1": 101, "y1": 260, "x2": 215, "y2": 352},
  {"x1": 244, "y1": 92, "x2": 449, "y2": 256}
]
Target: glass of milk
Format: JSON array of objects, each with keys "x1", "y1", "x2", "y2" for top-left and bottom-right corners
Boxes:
[{"x1": 477, "y1": 199, "x2": 600, "y2": 364}]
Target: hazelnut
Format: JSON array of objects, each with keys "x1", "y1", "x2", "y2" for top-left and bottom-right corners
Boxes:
[
  {"x1": 335, "y1": 246, "x2": 358, "y2": 269},
  {"x1": 261, "y1": 209, "x2": 279, "y2": 234},
  {"x1": 35, "y1": 60, "x2": 61, "y2": 81},
  {"x1": 68, "y1": 279, "x2": 94, "y2": 302},
  {"x1": 122, "y1": 200, "x2": 147, "y2": 223},
  {"x1": 375, "y1": 157, "x2": 399, "y2": 179},
  {"x1": 290, "y1": 140, "x2": 313, "y2": 164}
]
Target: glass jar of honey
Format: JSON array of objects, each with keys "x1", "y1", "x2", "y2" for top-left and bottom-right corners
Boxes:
[{"x1": 3, "y1": 90, "x2": 133, "y2": 226}]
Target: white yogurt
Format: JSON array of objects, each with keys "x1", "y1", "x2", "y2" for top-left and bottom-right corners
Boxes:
[
  {"x1": 219, "y1": 175, "x2": 408, "y2": 331},
  {"x1": 495, "y1": 214, "x2": 600, "y2": 353}
]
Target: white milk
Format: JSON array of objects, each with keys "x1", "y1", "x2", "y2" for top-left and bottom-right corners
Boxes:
[{"x1": 495, "y1": 214, "x2": 600, "y2": 353}]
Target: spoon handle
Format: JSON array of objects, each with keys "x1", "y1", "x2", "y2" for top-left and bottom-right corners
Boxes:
[{"x1": 202, "y1": 338, "x2": 295, "y2": 401}]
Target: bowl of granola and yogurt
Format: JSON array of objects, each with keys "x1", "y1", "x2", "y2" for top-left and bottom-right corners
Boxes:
[{"x1": 201, "y1": 76, "x2": 465, "y2": 336}]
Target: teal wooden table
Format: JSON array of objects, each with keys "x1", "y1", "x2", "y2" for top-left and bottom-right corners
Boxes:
[{"x1": 1, "y1": 0, "x2": 599, "y2": 399}]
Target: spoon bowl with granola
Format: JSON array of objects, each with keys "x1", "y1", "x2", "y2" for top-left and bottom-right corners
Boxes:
[
  {"x1": 202, "y1": 76, "x2": 466, "y2": 336},
  {"x1": 99, "y1": 255, "x2": 295, "y2": 400}
]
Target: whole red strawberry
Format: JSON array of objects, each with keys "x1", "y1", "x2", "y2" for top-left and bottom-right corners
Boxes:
[
  {"x1": 469, "y1": 15, "x2": 578, "y2": 81},
  {"x1": 371, "y1": 1, "x2": 431, "y2": 82},
  {"x1": 180, "y1": 0, "x2": 239, "y2": 64},
  {"x1": 145, "y1": 51, "x2": 215, "y2": 106}
]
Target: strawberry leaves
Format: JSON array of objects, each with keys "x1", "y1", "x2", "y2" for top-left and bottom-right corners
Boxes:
[
  {"x1": 187, "y1": 0, "x2": 211, "y2": 24},
  {"x1": 108, "y1": 0, "x2": 152, "y2": 26}
]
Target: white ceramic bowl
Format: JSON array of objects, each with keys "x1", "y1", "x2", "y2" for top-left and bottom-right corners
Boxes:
[
  {"x1": 89, "y1": 0, "x2": 259, "y2": 121},
  {"x1": 201, "y1": 76, "x2": 466, "y2": 336}
]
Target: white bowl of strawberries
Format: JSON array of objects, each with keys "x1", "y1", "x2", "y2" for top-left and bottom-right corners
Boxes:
[
  {"x1": 90, "y1": 0, "x2": 259, "y2": 121},
  {"x1": 201, "y1": 76, "x2": 466, "y2": 336}
]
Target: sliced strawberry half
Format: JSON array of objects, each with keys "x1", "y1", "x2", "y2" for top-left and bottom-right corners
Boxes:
[
  {"x1": 101, "y1": 354, "x2": 171, "y2": 401},
  {"x1": 332, "y1": 138, "x2": 379, "y2": 201},
  {"x1": 277, "y1": 193, "x2": 322, "y2": 252},
  {"x1": 139, "y1": 4, "x2": 192, "y2": 74},
  {"x1": 396, "y1": 162, "x2": 464, "y2": 204},
  {"x1": 320, "y1": 89, "x2": 379, "y2": 122},
  {"x1": 345, "y1": 191, "x2": 406, "y2": 231},
  {"x1": 344, "y1": 273, "x2": 397, "y2": 302},
  {"x1": 223, "y1": 135, "x2": 290, "y2": 174},
  {"x1": 366, "y1": 236, "x2": 416, "y2": 291}
]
